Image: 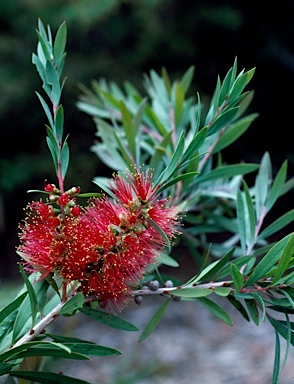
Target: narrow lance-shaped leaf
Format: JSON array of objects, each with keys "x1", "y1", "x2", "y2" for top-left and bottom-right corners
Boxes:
[
  {"x1": 181, "y1": 127, "x2": 208, "y2": 164},
  {"x1": 255, "y1": 152, "x2": 271, "y2": 220},
  {"x1": 272, "y1": 233, "x2": 294, "y2": 286},
  {"x1": 58, "y1": 293, "x2": 84, "y2": 315},
  {"x1": 79, "y1": 307, "x2": 138, "y2": 332},
  {"x1": 53, "y1": 21, "x2": 67, "y2": 66},
  {"x1": 138, "y1": 298, "x2": 171, "y2": 342},
  {"x1": 266, "y1": 159, "x2": 288, "y2": 213},
  {"x1": 154, "y1": 131, "x2": 185, "y2": 186},
  {"x1": 173, "y1": 81, "x2": 184, "y2": 127},
  {"x1": 230, "y1": 263, "x2": 244, "y2": 293},
  {"x1": 229, "y1": 68, "x2": 255, "y2": 102},
  {"x1": 245, "y1": 233, "x2": 294, "y2": 287},
  {"x1": 195, "y1": 163, "x2": 259, "y2": 184},
  {"x1": 19, "y1": 265, "x2": 38, "y2": 329},
  {"x1": 245, "y1": 299, "x2": 259, "y2": 325},
  {"x1": 272, "y1": 330, "x2": 281, "y2": 384},
  {"x1": 120, "y1": 100, "x2": 136, "y2": 160},
  {"x1": 61, "y1": 140, "x2": 70, "y2": 179},
  {"x1": 35, "y1": 92, "x2": 54, "y2": 129},
  {"x1": 54, "y1": 104, "x2": 64, "y2": 143},
  {"x1": 258, "y1": 209, "x2": 294, "y2": 240},
  {"x1": 0, "y1": 292, "x2": 27, "y2": 324},
  {"x1": 207, "y1": 107, "x2": 239, "y2": 137},
  {"x1": 180, "y1": 65, "x2": 195, "y2": 94},
  {"x1": 10, "y1": 371, "x2": 90, "y2": 384},
  {"x1": 198, "y1": 297, "x2": 233, "y2": 326}
]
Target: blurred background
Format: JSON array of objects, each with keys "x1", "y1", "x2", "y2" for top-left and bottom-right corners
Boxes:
[
  {"x1": 1, "y1": 1, "x2": 294, "y2": 383},
  {"x1": 1, "y1": 0, "x2": 294, "y2": 280}
]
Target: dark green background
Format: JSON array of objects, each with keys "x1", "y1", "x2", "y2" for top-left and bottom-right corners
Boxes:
[{"x1": 1, "y1": 0, "x2": 294, "y2": 278}]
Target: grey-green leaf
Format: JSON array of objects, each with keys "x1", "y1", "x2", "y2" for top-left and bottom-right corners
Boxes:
[
  {"x1": 198, "y1": 297, "x2": 233, "y2": 326},
  {"x1": 138, "y1": 298, "x2": 171, "y2": 342}
]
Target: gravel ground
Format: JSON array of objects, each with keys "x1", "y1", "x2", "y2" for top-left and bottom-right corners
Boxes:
[{"x1": 53, "y1": 295, "x2": 294, "y2": 384}]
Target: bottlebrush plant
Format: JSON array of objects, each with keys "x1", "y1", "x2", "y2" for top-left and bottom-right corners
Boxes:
[{"x1": 1, "y1": 19, "x2": 294, "y2": 384}]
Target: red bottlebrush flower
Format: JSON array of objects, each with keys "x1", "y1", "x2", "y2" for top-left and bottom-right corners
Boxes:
[
  {"x1": 18, "y1": 170, "x2": 181, "y2": 311},
  {"x1": 60, "y1": 170, "x2": 181, "y2": 310},
  {"x1": 18, "y1": 202, "x2": 65, "y2": 276}
]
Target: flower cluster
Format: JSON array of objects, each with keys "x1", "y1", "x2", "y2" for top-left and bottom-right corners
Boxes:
[{"x1": 18, "y1": 171, "x2": 180, "y2": 310}]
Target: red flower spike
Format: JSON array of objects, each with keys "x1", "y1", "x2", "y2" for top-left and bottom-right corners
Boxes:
[
  {"x1": 60, "y1": 171, "x2": 181, "y2": 310},
  {"x1": 18, "y1": 170, "x2": 181, "y2": 312}
]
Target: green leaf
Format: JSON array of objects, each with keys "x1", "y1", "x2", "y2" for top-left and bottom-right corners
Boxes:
[
  {"x1": 219, "y1": 66, "x2": 234, "y2": 102},
  {"x1": 157, "y1": 253, "x2": 179, "y2": 267},
  {"x1": 138, "y1": 298, "x2": 171, "y2": 342},
  {"x1": 58, "y1": 293, "x2": 84, "y2": 315},
  {"x1": 53, "y1": 21, "x2": 67, "y2": 65},
  {"x1": 0, "y1": 341, "x2": 88, "y2": 362},
  {"x1": 19, "y1": 265, "x2": 38, "y2": 329},
  {"x1": 113, "y1": 130, "x2": 134, "y2": 171},
  {"x1": 215, "y1": 255, "x2": 255, "y2": 280},
  {"x1": 227, "y1": 294, "x2": 250, "y2": 321},
  {"x1": 155, "y1": 132, "x2": 185, "y2": 186},
  {"x1": 195, "y1": 163, "x2": 259, "y2": 184},
  {"x1": 189, "y1": 248, "x2": 235, "y2": 284},
  {"x1": 207, "y1": 107, "x2": 239, "y2": 136},
  {"x1": 230, "y1": 263, "x2": 244, "y2": 293},
  {"x1": 147, "y1": 217, "x2": 171, "y2": 252},
  {"x1": 156, "y1": 172, "x2": 199, "y2": 195},
  {"x1": 63, "y1": 342, "x2": 121, "y2": 357},
  {"x1": 180, "y1": 65, "x2": 195, "y2": 94},
  {"x1": 229, "y1": 68, "x2": 255, "y2": 102},
  {"x1": 0, "y1": 292, "x2": 27, "y2": 324},
  {"x1": 245, "y1": 233, "x2": 294, "y2": 287},
  {"x1": 213, "y1": 113, "x2": 258, "y2": 153},
  {"x1": 181, "y1": 127, "x2": 208, "y2": 163},
  {"x1": 79, "y1": 307, "x2": 138, "y2": 331},
  {"x1": 213, "y1": 287, "x2": 232, "y2": 296},
  {"x1": 173, "y1": 82, "x2": 184, "y2": 127},
  {"x1": 255, "y1": 152, "x2": 271, "y2": 220},
  {"x1": 61, "y1": 141, "x2": 70, "y2": 179},
  {"x1": 45, "y1": 60, "x2": 61, "y2": 105},
  {"x1": 35, "y1": 92, "x2": 54, "y2": 128},
  {"x1": 198, "y1": 297, "x2": 233, "y2": 326},
  {"x1": 10, "y1": 371, "x2": 90, "y2": 384},
  {"x1": 237, "y1": 180, "x2": 256, "y2": 254},
  {"x1": 272, "y1": 233, "x2": 294, "y2": 285},
  {"x1": 268, "y1": 317, "x2": 294, "y2": 346},
  {"x1": 258, "y1": 209, "x2": 294, "y2": 240},
  {"x1": 12, "y1": 278, "x2": 49, "y2": 343},
  {"x1": 171, "y1": 288, "x2": 212, "y2": 298},
  {"x1": 120, "y1": 100, "x2": 136, "y2": 159},
  {"x1": 36, "y1": 31, "x2": 51, "y2": 62},
  {"x1": 46, "y1": 126, "x2": 59, "y2": 171},
  {"x1": 0, "y1": 362, "x2": 14, "y2": 375},
  {"x1": 149, "y1": 131, "x2": 173, "y2": 173},
  {"x1": 266, "y1": 160, "x2": 288, "y2": 213},
  {"x1": 54, "y1": 104, "x2": 64, "y2": 142},
  {"x1": 272, "y1": 330, "x2": 281, "y2": 384},
  {"x1": 245, "y1": 299, "x2": 259, "y2": 325}
]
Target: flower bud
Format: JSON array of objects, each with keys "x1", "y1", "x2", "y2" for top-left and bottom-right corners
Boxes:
[
  {"x1": 49, "y1": 194, "x2": 59, "y2": 202},
  {"x1": 172, "y1": 295, "x2": 181, "y2": 302},
  {"x1": 135, "y1": 295, "x2": 143, "y2": 305},
  {"x1": 71, "y1": 206, "x2": 82, "y2": 217},
  {"x1": 149, "y1": 280, "x2": 160, "y2": 291},
  {"x1": 57, "y1": 193, "x2": 70, "y2": 207},
  {"x1": 164, "y1": 280, "x2": 173, "y2": 288}
]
